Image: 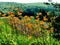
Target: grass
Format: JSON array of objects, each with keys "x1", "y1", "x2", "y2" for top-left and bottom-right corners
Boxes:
[
  {"x1": 0, "y1": 18, "x2": 12, "y2": 33},
  {"x1": 0, "y1": 18, "x2": 60, "y2": 45}
]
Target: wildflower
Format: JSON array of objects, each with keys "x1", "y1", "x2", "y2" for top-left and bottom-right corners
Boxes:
[
  {"x1": 26, "y1": 17, "x2": 31, "y2": 22},
  {"x1": 10, "y1": 14, "x2": 15, "y2": 17},
  {"x1": 2, "y1": 14, "x2": 6, "y2": 17},
  {"x1": 43, "y1": 17, "x2": 48, "y2": 21},
  {"x1": 27, "y1": 23, "x2": 32, "y2": 28},
  {"x1": 40, "y1": 21, "x2": 45, "y2": 25},
  {"x1": 15, "y1": 8, "x2": 19, "y2": 10},
  {"x1": 38, "y1": 12, "x2": 42, "y2": 15},
  {"x1": 27, "y1": 23, "x2": 32, "y2": 30},
  {"x1": 14, "y1": 17, "x2": 19, "y2": 21},
  {"x1": 35, "y1": 18, "x2": 39, "y2": 22},
  {"x1": 34, "y1": 24, "x2": 37, "y2": 27},
  {"x1": 43, "y1": 25, "x2": 49, "y2": 29},
  {"x1": 24, "y1": 15, "x2": 28, "y2": 19},
  {"x1": 36, "y1": 16, "x2": 39, "y2": 18},
  {"x1": 17, "y1": 11, "x2": 22, "y2": 15},
  {"x1": 30, "y1": 16, "x2": 34, "y2": 19},
  {"x1": 20, "y1": 20, "x2": 23, "y2": 23},
  {"x1": 8, "y1": 12, "x2": 14, "y2": 15},
  {"x1": 18, "y1": 16, "x2": 22, "y2": 18},
  {"x1": 8, "y1": 12, "x2": 14, "y2": 17}
]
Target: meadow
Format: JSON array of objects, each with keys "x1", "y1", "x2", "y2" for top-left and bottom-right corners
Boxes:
[{"x1": 0, "y1": 2, "x2": 60, "y2": 45}]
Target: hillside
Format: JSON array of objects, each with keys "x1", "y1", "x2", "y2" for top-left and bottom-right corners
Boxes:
[{"x1": 0, "y1": 2, "x2": 57, "y2": 13}]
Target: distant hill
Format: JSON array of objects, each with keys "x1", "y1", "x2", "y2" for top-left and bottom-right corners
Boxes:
[{"x1": 0, "y1": 2, "x2": 59, "y2": 14}]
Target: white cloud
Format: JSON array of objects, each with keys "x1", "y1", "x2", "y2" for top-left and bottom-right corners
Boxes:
[{"x1": 0, "y1": 0, "x2": 60, "y2": 3}]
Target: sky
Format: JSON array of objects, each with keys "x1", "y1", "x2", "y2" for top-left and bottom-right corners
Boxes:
[{"x1": 0, "y1": 0, "x2": 60, "y2": 3}]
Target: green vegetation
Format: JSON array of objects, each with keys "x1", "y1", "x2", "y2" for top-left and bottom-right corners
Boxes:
[
  {"x1": 0, "y1": 18, "x2": 60, "y2": 45},
  {"x1": 0, "y1": 2, "x2": 60, "y2": 45}
]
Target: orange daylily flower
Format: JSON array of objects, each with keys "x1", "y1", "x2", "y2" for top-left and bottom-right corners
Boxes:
[
  {"x1": 21, "y1": 20, "x2": 25, "y2": 23},
  {"x1": 17, "y1": 11, "x2": 22, "y2": 15},
  {"x1": 36, "y1": 16, "x2": 39, "y2": 18},
  {"x1": 15, "y1": 8, "x2": 19, "y2": 10},
  {"x1": 43, "y1": 25, "x2": 49, "y2": 29},
  {"x1": 8, "y1": 12, "x2": 14, "y2": 15},
  {"x1": 35, "y1": 18, "x2": 39, "y2": 22},
  {"x1": 40, "y1": 21, "x2": 45, "y2": 25},
  {"x1": 38, "y1": 12, "x2": 42, "y2": 15},
  {"x1": 30, "y1": 16, "x2": 34, "y2": 19},
  {"x1": 24, "y1": 15, "x2": 28, "y2": 19},
  {"x1": 18, "y1": 16, "x2": 22, "y2": 18},
  {"x1": 10, "y1": 14, "x2": 15, "y2": 17},
  {"x1": 8, "y1": 12, "x2": 14, "y2": 17},
  {"x1": 14, "y1": 17, "x2": 19, "y2": 21},
  {"x1": 26, "y1": 17, "x2": 31, "y2": 22},
  {"x1": 2, "y1": 14, "x2": 6, "y2": 17},
  {"x1": 43, "y1": 17, "x2": 48, "y2": 21},
  {"x1": 27, "y1": 23, "x2": 32, "y2": 28}
]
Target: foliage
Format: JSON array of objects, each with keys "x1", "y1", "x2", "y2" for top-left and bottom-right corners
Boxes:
[
  {"x1": 0, "y1": 2, "x2": 60, "y2": 45},
  {"x1": 0, "y1": 18, "x2": 60, "y2": 45}
]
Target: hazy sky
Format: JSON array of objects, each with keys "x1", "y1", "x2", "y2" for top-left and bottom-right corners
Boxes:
[{"x1": 0, "y1": 0, "x2": 60, "y2": 3}]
